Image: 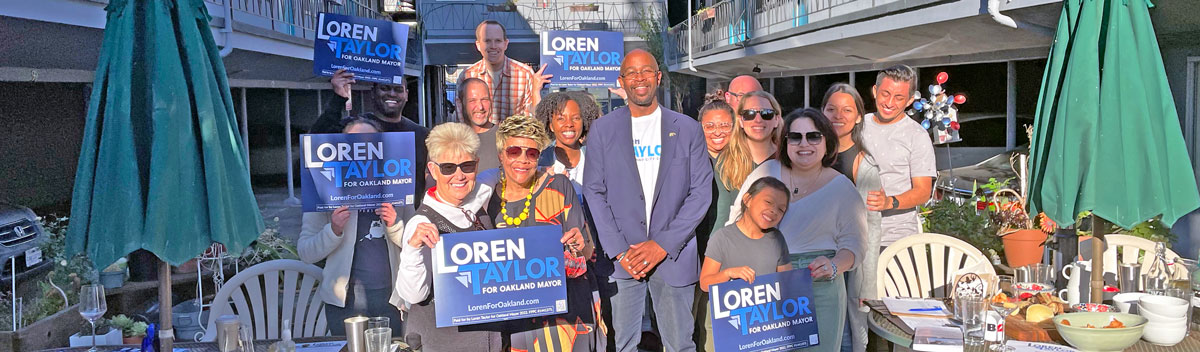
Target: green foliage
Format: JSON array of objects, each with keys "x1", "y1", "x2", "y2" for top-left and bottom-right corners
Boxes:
[
  {"x1": 922, "y1": 200, "x2": 1003, "y2": 260},
  {"x1": 238, "y1": 217, "x2": 298, "y2": 266},
  {"x1": 109, "y1": 314, "x2": 147, "y2": 337}
]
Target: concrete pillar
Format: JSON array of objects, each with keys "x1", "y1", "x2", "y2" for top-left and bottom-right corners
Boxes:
[
  {"x1": 1007, "y1": 61, "x2": 1017, "y2": 150},
  {"x1": 803, "y1": 76, "x2": 810, "y2": 108}
]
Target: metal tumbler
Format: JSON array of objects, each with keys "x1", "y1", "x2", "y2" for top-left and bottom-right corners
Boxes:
[
  {"x1": 345, "y1": 316, "x2": 370, "y2": 352},
  {"x1": 1120, "y1": 263, "x2": 1142, "y2": 293}
]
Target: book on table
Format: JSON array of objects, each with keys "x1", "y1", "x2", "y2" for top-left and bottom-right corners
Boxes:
[{"x1": 912, "y1": 326, "x2": 963, "y2": 352}]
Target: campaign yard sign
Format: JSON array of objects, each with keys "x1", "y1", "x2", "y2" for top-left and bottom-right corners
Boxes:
[
  {"x1": 539, "y1": 30, "x2": 623, "y2": 88},
  {"x1": 299, "y1": 132, "x2": 416, "y2": 212},
  {"x1": 313, "y1": 12, "x2": 409, "y2": 85},
  {"x1": 710, "y1": 269, "x2": 821, "y2": 352},
  {"x1": 433, "y1": 225, "x2": 568, "y2": 327}
]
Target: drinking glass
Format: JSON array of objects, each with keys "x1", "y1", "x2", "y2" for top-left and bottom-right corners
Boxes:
[
  {"x1": 989, "y1": 294, "x2": 1019, "y2": 351},
  {"x1": 365, "y1": 327, "x2": 392, "y2": 352},
  {"x1": 368, "y1": 317, "x2": 390, "y2": 330},
  {"x1": 238, "y1": 325, "x2": 255, "y2": 352},
  {"x1": 78, "y1": 284, "x2": 107, "y2": 352},
  {"x1": 1018, "y1": 264, "x2": 1054, "y2": 285},
  {"x1": 997, "y1": 275, "x2": 1015, "y2": 296},
  {"x1": 959, "y1": 296, "x2": 988, "y2": 346}
]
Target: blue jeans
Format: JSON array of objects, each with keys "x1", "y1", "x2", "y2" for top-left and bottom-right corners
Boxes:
[{"x1": 611, "y1": 274, "x2": 697, "y2": 352}]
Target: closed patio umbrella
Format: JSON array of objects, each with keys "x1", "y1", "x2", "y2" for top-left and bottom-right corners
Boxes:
[
  {"x1": 66, "y1": 0, "x2": 264, "y2": 347},
  {"x1": 1027, "y1": 0, "x2": 1199, "y2": 302}
]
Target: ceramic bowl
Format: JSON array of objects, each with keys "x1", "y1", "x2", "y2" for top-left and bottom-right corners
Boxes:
[
  {"x1": 1137, "y1": 307, "x2": 1188, "y2": 324},
  {"x1": 1052, "y1": 312, "x2": 1146, "y2": 352},
  {"x1": 1073, "y1": 303, "x2": 1116, "y2": 313},
  {"x1": 1137, "y1": 295, "x2": 1189, "y2": 318},
  {"x1": 1014, "y1": 282, "x2": 1056, "y2": 300},
  {"x1": 1112, "y1": 292, "x2": 1148, "y2": 313},
  {"x1": 1142, "y1": 321, "x2": 1188, "y2": 346}
]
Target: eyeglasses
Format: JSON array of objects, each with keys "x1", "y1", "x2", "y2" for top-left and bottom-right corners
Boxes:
[
  {"x1": 434, "y1": 160, "x2": 479, "y2": 175},
  {"x1": 461, "y1": 209, "x2": 488, "y2": 231},
  {"x1": 740, "y1": 109, "x2": 777, "y2": 121},
  {"x1": 702, "y1": 122, "x2": 733, "y2": 133},
  {"x1": 786, "y1": 131, "x2": 824, "y2": 145},
  {"x1": 504, "y1": 146, "x2": 542, "y2": 160},
  {"x1": 726, "y1": 91, "x2": 747, "y2": 99},
  {"x1": 620, "y1": 69, "x2": 658, "y2": 79}
]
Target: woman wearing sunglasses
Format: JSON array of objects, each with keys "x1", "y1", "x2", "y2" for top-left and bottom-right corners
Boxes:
[
  {"x1": 727, "y1": 108, "x2": 867, "y2": 352},
  {"x1": 713, "y1": 91, "x2": 783, "y2": 237},
  {"x1": 475, "y1": 114, "x2": 605, "y2": 351},
  {"x1": 398, "y1": 122, "x2": 503, "y2": 352},
  {"x1": 298, "y1": 117, "x2": 409, "y2": 337},
  {"x1": 822, "y1": 83, "x2": 883, "y2": 352}
]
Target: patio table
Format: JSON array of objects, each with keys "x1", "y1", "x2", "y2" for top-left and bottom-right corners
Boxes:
[
  {"x1": 866, "y1": 300, "x2": 1200, "y2": 351},
  {"x1": 35, "y1": 336, "x2": 412, "y2": 352}
]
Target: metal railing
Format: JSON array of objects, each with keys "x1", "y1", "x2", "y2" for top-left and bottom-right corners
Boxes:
[
  {"x1": 204, "y1": 0, "x2": 422, "y2": 66},
  {"x1": 666, "y1": 0, "x2": 872, "y2": 66},
  {"x1": 419, "y1": 0, "x2": 664, "y2": 39}
]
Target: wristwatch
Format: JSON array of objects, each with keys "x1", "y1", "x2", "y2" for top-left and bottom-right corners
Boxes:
[
  {"x1": 829, "y1": 262, "x2": 839, "y2": 280},
  {"x1": 890, "y1": 196, "x2": 900, "y2": 210}
]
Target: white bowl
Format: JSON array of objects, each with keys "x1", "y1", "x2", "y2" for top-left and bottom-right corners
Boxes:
[
  {"x1": 1138, "y1": 308, "x2": 1188, "y2": 324},
  {"x1": 1113, "y1": 292, "x2": 1148, "y2": 313},
  {"x1": 1138, "y1": 296, "x2": 1189, "y2": 318},
  {"x1": 1142, "y1": 321, "x2": 1188, "y2": 346}
]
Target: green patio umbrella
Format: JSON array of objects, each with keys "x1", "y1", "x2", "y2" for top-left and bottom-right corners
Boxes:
[
  {"x1": 1027, "y1": 0, "x2": 1199, "y2": 301},
  {"x1": 67, "y1": 0, "x2": 264, "y2": 346}
]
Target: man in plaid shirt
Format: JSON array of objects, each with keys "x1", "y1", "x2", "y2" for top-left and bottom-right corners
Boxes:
[{"x1": 458, "y1": 20, "x2": 552, "y2": 125}]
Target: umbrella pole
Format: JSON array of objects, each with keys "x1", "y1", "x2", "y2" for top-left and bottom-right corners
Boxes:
[
  {"x1": 159, "y1": 260, "x2": 175, "y2": 350},
  {"x1": 1090, "y1": 216, "x2": 1108, "y2": 303}
]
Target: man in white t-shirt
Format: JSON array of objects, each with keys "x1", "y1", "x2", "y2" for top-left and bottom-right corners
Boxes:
[
  {"x1": 584, "y1": 49, "x2": 712, "y2": 352},
  {"x1": 861, "y1": 64, "x2": 937, "y2": 246}
]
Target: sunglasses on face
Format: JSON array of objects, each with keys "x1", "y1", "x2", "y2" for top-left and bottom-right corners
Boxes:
[
  {"x1": 504, "y1": 146, "x2": 542, "y2": 160},
  {"x1": 787, "y1": 131, "x2": 824, "y2": 145},
  {"x1": 740, "y1": 109, "x2": 777, "y2": 121},
  {"x1": 434, "y1": 160, "x2": 478, "y2": 175}
]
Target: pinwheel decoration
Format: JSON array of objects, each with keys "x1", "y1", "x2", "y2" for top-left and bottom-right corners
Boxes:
[{"x1": 907, "y1": 71, "x2": 966, "y2": 144}]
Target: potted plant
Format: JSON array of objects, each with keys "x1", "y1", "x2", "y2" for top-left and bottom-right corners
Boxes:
[
  {"x1": 99, "y1": 258, "x2": 126, "y2": 289},
  {"x1": 1, "y1": 215, "x2": 97, "y2": 351},
  {"x1": 978, "y1": 178, "x2": 1053, "y2": 267},
  {"x1": 569, "y1": 3, "x2": 599, "y2": 12},
  {"x1": 696, "y1": 6, "x2": 716, "y2": 20},
  {"x1": 109, "y1": 314, "x2": 148, "y2": 345},
  {"x1": 68, "y1": 318, "x2": 121, "y2": 347}
]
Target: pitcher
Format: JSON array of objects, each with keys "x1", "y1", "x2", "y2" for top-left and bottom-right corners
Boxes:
[{"x1": 1058, "y1": 261, "x2": 1091, "y2": 305}]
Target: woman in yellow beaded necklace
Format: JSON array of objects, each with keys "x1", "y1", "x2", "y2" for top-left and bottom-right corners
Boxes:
[{"x1": 484, "y1": 114, "x2": 606, "y2": 352}]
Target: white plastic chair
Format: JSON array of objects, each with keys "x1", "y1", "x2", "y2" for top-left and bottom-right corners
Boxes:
[
  {"x1": 200, "y1": 259, "x2": 328, "y2": 341},
  {"x1": 1078, "y1": 234, "x2": 1180, "y2": 280},
  {"x1": 877, "y1": 233, "x2": 997, "y2": 298}
]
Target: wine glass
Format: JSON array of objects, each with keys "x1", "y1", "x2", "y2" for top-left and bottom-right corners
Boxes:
[
  {"x1": 989, "y1": 293, "x2": 1018, "y2": 352},
  {"x1": 79, "y1": 284, "x2": 107, "y2": 352}
]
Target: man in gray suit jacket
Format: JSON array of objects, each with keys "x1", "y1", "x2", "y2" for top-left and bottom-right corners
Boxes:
[{"x1": 584, "y1": 49, "x2": 713, "y2": 352}]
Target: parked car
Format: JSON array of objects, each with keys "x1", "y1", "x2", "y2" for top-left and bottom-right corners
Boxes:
[{"x1": 0, "y1": 200, "x2": 51, "y2": 285}]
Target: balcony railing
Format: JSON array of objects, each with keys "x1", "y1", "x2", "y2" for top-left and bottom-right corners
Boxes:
[
  {"x1": 203, "y1": 0, "x2": 422, "y2": 67},
  {"x1": 666, "y1": 0, "x2": 876, "y2": 66},
  {"x1": 420, "y1": 0, "x2": 664, "y2": 40}
]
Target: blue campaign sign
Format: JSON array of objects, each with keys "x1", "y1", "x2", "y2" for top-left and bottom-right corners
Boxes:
[
  {"x1": 313, "y1": 12, "x2": 409, "y2": 85},
  {"x1": 299, "y1": 132, "x2": 416, "y2": 212},
  {"x1": 710, "y1": 269, "x2": 821, "y2": 352},
  {"x1": 539, "y1": 30, "x2": 624, "y2": 88},
  {"x1": 432, "y1": 225, "x2": 568, "y2": 327}
]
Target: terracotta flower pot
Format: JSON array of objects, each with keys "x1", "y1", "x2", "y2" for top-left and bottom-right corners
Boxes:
[
  {"x1": 1001, "y1": 229, "x2": 1048, "y2": 267},
  {"x1": 123, "y1": 336, "x2": 144, "y2": 345}
]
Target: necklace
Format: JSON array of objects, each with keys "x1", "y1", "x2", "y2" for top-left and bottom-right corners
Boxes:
[
  {"x1": 786, "y1": 168, "x2": 823, "y2": 197},
  {"x1": 500, "y1": 174, "x2": 536, "y2": 226}
]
